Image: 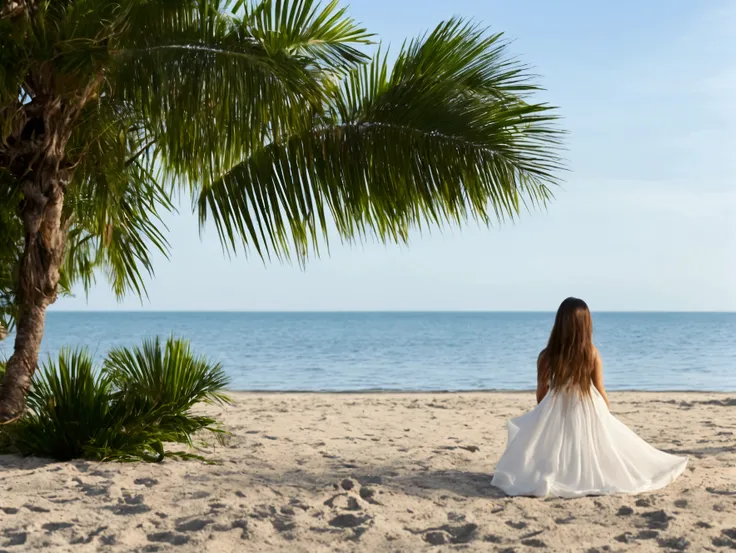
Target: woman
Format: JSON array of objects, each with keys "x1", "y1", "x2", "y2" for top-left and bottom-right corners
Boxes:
[{"x1": 491, "y1": 297, "x2": 687, "y2": 498}]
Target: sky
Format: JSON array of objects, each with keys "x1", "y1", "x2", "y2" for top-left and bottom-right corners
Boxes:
[{"x1": 57, "y1": 0, "x2": 736, "y2": 312}]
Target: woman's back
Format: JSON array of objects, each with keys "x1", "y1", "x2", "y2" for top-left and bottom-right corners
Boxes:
[
  {"x1": 537, "y1": 346, "x2": 610, "y2": 408},
  {"x1": 490, "y1": 297, "x2": 687, "y2": 498},
  {"x1": 535, "y1": 297, "x2": 599, "y2": 402}
]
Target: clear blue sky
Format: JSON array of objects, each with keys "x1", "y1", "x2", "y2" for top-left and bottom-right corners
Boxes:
[{"x1": 57, "y1": 0, "x2": 735, "y2": 312}]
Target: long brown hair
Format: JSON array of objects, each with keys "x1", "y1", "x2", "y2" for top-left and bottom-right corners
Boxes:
[{"x1": 539, "y1": 297, "x2": 596, "y2": 396}]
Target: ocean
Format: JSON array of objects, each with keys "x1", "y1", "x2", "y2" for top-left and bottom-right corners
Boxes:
[{"x1": 1, "y1": 312, "x2": 734, "y2": 392}]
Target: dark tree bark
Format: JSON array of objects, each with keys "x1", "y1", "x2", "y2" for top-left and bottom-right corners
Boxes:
[
  {"x1": 0, "y1": 98, "x2": 72, "y2": 422},
  {"x1": 0, "y1": 59, "x2": 100, "y2": 420},
  {"x1": 0, "y1": 188, "x2": 66, "y2": 421}
]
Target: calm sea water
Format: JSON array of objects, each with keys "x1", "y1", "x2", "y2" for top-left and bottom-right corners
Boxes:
[{"x1": 1, "y1": 312, "x2": 734, "y2": 392}]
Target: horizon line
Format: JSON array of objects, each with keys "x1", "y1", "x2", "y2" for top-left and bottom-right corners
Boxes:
[{"x1": 48, "y1": 309, "x2": 736, "y2": 314}]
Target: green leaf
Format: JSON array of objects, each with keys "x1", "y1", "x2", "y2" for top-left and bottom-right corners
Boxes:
[
  {"x1": 199, "y1": 18, "x2": 563, "y2": 262},
  {"x1": 1, "y1": 4, "x2": 564, "y2": 331},
  {"x1": 1, "y1": 338, "x2": 229, "y2": 462}
]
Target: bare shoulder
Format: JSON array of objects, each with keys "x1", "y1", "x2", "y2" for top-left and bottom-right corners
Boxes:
[
  {"x1": 537, "y1": 349, "x2": 548, "y2": 373},
  {"x1": 593, "y1": 346, "x2": 603, "y2": 370},
  {"x1": 536, "y1": 349, "x2": 549, "y2": 383}
]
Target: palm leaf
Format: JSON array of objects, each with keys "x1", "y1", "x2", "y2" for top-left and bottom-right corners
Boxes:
[
  {"x1": 111, "y1": 0, "x2": 371, "y2": 186},
  {"x1": 2, "y1": 338, "x2": 229, "y2": 462},
  {"x1": 105, "y1": 336, "x2": 231, "y2": 410},
  {"x1": 61, "y1": 97, "x2": 173, "y2": 299},
  {"x1": 199, "y1": 18, "x2": 564, "y2": 261},
  {"x1": 104, "y1": 336, "x2": 230, "y2": 449},
  {"x1": 244, "y1": 0, "x2": 372, "y2": 70}
]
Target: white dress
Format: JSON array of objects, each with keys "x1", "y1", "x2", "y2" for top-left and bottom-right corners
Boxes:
[{"x1": 491, "y1": 387, "x2": 688, "y2": 498}]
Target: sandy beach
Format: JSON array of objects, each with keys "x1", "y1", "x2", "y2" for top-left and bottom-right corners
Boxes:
[{"x1": 0, "y1": 391, "x2": 734, "y2": 552}]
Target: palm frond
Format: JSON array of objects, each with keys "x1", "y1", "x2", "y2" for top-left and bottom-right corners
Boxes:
[
  {"x1": 65, "y1": 168, "x2": 173, "y2": 300},
  {"x1": 391, "y1": 19, "x2": 538, "y2": 99},
  {"x1": 244, "y1": 0, "x2": 372, "y2": 70},
  {"x1": 199, "y1": 18, "x2": 564, "y2": 262},
  {"x1": 3, "y1": 5, "x2": 564, "y2": 354},
  {"x1": 102, "y1": 336, "x2": 231, "y2": 451},
  {"x1": 0, "y1": 21, "x2": 27, "y2": 137},
  {"x1": 110, "y1": 0, "x2": 371, "y2": 186},
  {"x1": 105, "y1": 336, "x2": 231, "y2": 410},
  {"x1": 2, "y1": 338, "x2": 229, "y2": 462},
  {"x1": 7, "y1": 348, "x2": 125, "y2": 461},
  {"x1": 62, "y1": 98, "x2": 173, "y2": 299}
]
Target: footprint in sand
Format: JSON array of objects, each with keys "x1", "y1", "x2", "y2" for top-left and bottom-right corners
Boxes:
[
  {"x1": 3, "y1": 530, "x2": 27, "y2": 547},
  {"x1": 106, "y1": 494, "x2": 152, "y2": 516},
  {"x1": 271, "y1": 516, "x2": 297, "y2": 533},
  {"x1": 69, "y1": 526, "x2": 108, "y2": 545},
  {"x1": 328, "y1": 514, "x2": 372, "y2": 529},
  {"x1": 414, "y1": 523, "x2": 478, "y2": 546},
  {"x1": 174, "y1": 518, "x2": 214, "y2": 533},
  {"x1": 657, "y1": 536, "x2": 689, "y2": 551},
  {"x1": 615, "y1": 532, "x2": 635, "y2": 544},
  {"x1": 24, "y1": 504, "x2": 50, "y2": 513},
  {"x1": 521, "y1": 537, "x2": 548, "y2": 548},
  {"x1": 712, "y1": 529, "x2": 736, "y2": 549},
  {"x1": 636, "y1": 530, "x2": 660, "y2": 540},
  {"x1": 42, "y1": 522, "x2": 74, "y2": 534},
  {"x1": 147, "y1": 531, "x2": 189, "y2": 546},
  {"x1": 639, "y1": 510, "x2": 673, "y2": 531},
  {"x1": 73, "y1": 478, "x2": 110, "y2": 498},
  {"x1": 134, "y1": 478, "x2": 159, "y2": 488}
]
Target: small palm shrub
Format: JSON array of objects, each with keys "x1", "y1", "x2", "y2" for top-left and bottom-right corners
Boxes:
[{"x1": 0, "y1": 337, "x2": 229, "y2": 462}]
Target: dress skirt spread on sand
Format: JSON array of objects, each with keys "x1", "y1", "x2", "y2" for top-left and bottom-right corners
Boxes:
[{"x1": 491, "y1": 388, "x2": 688, "y2": 498}]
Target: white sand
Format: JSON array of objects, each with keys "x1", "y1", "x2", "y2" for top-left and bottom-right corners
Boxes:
[{"x1": 0, "y1": 392, "x2": 734, "y2": 552}]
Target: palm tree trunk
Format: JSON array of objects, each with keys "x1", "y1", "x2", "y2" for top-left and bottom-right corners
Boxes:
[
  {"x1": 0, "y1": 179, "x2": 67, "y2": 421},
  {"x1": 0, "y1": 307, "x2": 49, "y2": 418},
  {"x1": 0, "y1": 104, "x2": 69, "y2": 422},
  {"x1": 0, "y1": 70, "x2": 100, "y2": 421}
]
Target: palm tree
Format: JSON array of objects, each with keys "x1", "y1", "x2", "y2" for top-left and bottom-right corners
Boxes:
[{"x1": 0, "y1": 0, "x2": 563, "y2": 421}]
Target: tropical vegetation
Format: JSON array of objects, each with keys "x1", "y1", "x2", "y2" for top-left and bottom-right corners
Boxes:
[
  {"x1": 0, "y1": 336, "x2": 229, "y2": 461},
  {"x1": 0, "y1": 0, "x2": 563, "y2": 422}
]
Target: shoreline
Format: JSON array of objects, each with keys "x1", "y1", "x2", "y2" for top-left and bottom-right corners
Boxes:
[
  {"x1": 226, "y1": 389, "x2": 736, "y2": 395},
  {"x1": 2, "y1": 391, "x2": 734, "y2": 552}
]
